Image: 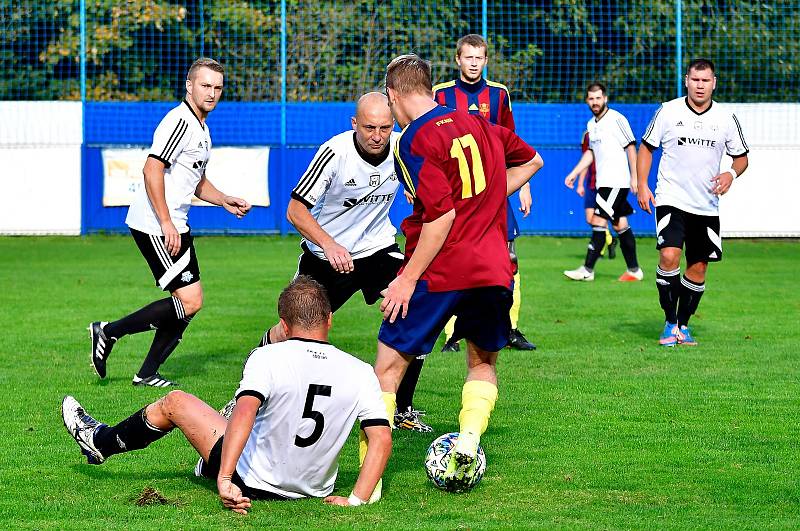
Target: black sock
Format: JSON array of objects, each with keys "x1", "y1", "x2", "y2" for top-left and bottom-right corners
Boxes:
[
  {"x1": 137, "y1": 317, "x2": 191, "y2": 378},
  {"x1": 104, "y1": 296, "x2": 185, "y2": 340},
  {"x1": 93, "y1": 407, "x2": 171, "y2": 458},
  {"x1": 584, "y1": 227, "x2": 606, "y2": 270},
  {"x1": 396, "y1": 355, "x2": 425, "y2": 412},
  {"x1": 656, "y1": 267, "x2": 681, "y2": 323},
  {"x1": 617, "y1": 227, "x2": 639, "y2": 270},
  {"x1": 677, "y1": 276, "x2": 705, "y2": 327}
]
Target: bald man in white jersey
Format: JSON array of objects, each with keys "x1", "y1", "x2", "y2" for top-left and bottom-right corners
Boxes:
[
  {"x1": 63, "y1": 276, "x2": 392, "y2": 512},
  {"x1": 637, "y1": 58, "x2": 749, "y2": 347}
]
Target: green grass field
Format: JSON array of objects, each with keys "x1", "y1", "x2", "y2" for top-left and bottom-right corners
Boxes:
[{"x1": 1, "y1": 235, "x2": 798, "y2": 529}]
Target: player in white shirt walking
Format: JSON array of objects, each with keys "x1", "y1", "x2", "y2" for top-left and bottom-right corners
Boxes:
[
  {"x1": 86, "y1": 58, "x2": 251, "y2": 387},
  {"x1": 564, "y1": 83, "x2": 643, "y2": 282},
  {"x1": 256, "y1": 92, "x2": 404, "y2": 347},
  {"x1": 637, "y1": 58, "x2": 749, "y2": 346},
  {"x1": 62, "y1": 276, "x2": 392, "y2": 512}
]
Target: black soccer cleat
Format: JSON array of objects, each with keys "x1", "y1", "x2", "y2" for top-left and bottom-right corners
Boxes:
[
  {"x1": 394, "y1": 407, "x2": 433, "y2": 433},
  {"x1": 507, "y1": 328, "x2": 536, "y2": 350},
  {"x1": 88, "y1": 321, "x2": 115, "y2": 379},
  {"x1": 132, "y1": 373, "x2": 179, "y2": 388},
  {"x1": 61, "y1": 395, "x2": 106, "y2": 464},
  {"x1": 607, "y1": 238, "x2": 618, "y2": 260},
  {"x1": 441, "y1": 338, "x2": 460, "y2": 352}
]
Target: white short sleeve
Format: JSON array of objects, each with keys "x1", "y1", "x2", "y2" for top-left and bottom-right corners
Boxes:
[
  {"x1": 148, "y1": 112, "x2": 191, "y2": 168},
  {"x1": 235, "y1": 349, "x2": 273, "y2": 404},
  {"x1": 642, "y1": 104, "x2": 665, "y2": 148},
  {"x1": 291, "y1": 143, "x2": 337, "y2": 207},
  {"x1": 615, "y1": 114, "x2": 636, "y2": 147},
  {"x1": 726, "y1": 113, "x2": 749, "y2": 156},
  {"x1": 356, "y1": 367, "x2": 390, "y2": 425}
]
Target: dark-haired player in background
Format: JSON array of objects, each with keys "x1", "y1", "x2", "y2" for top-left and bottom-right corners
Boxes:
[{"x1": 637, "y1": 58, "x2": 749, "y2": 346}]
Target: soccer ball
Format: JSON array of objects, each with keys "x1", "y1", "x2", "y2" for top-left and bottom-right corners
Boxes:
[{"x1": 424, "y1": 432, "x2": 486, "y2": 492}]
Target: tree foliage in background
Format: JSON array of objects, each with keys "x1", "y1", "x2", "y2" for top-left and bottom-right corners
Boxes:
[{"x1": 0, "y1": 0, "x2": 796, "y2": 102}]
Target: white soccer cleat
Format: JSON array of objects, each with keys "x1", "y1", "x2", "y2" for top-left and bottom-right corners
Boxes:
[
  {"x1": 61, "y1": 395, "x2": 106, "y2": 464},
  {"x1": 444, "y1": 431, "x2": 480, "y2": 483},
  {"x1": 618, "y1": 268, "x2": 644, "y2": 282},
  {"x1": 563, "y1": 266, "x2": 595, "y2": 281}
]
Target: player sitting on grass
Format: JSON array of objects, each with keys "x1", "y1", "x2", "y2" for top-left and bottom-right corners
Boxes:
[{"x1": 63, "y1": 276, "x2": 391, "y2": 512}]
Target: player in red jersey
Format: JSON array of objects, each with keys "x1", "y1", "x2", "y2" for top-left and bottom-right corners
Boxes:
[
  {"x1": 375, "y1": 54, "x2": 543, "y2": 486},
  {"x1": 432, "y1": 34, "x2": 535, "y2": 353}
]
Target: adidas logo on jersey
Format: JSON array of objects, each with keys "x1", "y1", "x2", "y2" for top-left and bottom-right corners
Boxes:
[
  {"x1": 345, "y1": 178, "x2": 357, "y2": 187},
  {"x1": 675, "y1": 121, "x2": 684, "y2": 126}
]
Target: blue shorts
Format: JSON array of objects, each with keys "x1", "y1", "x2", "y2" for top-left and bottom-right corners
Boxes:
[
  {"x1": 506, "y1": 198, "x2": 519, "y2": 241},
  {"x1": 378, "y1": 281, "x2": 513, "y2": 355},
  {"x1": 583, "y1": 187, "x2": 597, "y2": 210}
]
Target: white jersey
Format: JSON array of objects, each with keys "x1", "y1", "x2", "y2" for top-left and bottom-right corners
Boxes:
[
  {"x1": 126, "y1": 100, "x2": 212, "y2": 235},
  {"x1": 587, "y1": 108, "x2": 636, "y2": 188},
  {"x1": 642, "y1": 97, "x2": 749, "y2": 215},
  {"x1": 291, "y1": 131, "x2": 400, "y2": 259},
  {"x1": 234, "y1": 338, "x2": 389, "y2": 499}
]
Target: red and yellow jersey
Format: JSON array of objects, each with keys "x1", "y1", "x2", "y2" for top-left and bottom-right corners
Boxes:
[
  {"x1": 394, "y1": 105, "x2": 536, "y2": 292},
  {"x1": 432, "y1": 78, "x2": 515, "y2": 131}
]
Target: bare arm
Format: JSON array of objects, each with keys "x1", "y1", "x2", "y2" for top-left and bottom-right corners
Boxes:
[
  {"x1": 625, "y1": 143, "x2": 639, "y2": 194},
  {"x1": 380, "y1": 209, "x2": 456, "y2": 323},
  {"x1": 324, "y1": 425, "x2": 392, "y2": 506},
  {"x1": 712, "y1": 154, "x2": 749, "y2": 196},
  {"x1": 287, "y1": 198, "x2": 353, "y2": 273},
  {"x1": 564, "y1": 150, "x2": 594, "y2": 189},
  {"x1": 636, "y1": 143, "x2": 656, "y2": 213},
  {"x1": 195, "y1": 175, "x2": 252, "y2": 218},
  {"x1": 507, "y1": 152, "x2": 544, "y2": 196},
  {"x1": 217, "y1": 395, "x2": 260, "y2": 515}
]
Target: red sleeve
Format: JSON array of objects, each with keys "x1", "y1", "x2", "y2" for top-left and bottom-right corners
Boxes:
[
  {"x1": 581, "y1": 131, "x2": 590, "y2": 152},
  {"x1": 493, "y1": 124, "x2": 536, "y2": 167},
  {"x1": 499, "y1": 92, "x2": 515, "y2": 132}
]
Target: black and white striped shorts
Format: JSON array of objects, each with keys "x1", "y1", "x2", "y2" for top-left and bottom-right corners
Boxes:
[{"x1": 130, "y1": 227, "x2": 201, "y2": 292}]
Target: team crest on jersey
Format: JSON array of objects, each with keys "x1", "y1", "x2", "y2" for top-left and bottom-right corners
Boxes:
[
  {"x1": 479, "y1": 102, "x2": 490, "y2": 117},
  {"x1": 369, "y1": 173, "x2": 380, "y2": 187},
  {"x1": 694, "y1": 121, "x2": 703, "y2": 130}
]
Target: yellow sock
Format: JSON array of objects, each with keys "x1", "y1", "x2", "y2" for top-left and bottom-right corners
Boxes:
[
  {"x1": 605, "y1": 228, "x2": 613, "y2": 246},
  {"x1": 444, "y1": 316, "x2": 456, "y2": 340},
  {"x1": 510, "y1": 272, "x2": 521, "y2": 329},
  {"x1": 458, "y1": 380, "x2": 498, "y2": 439}
]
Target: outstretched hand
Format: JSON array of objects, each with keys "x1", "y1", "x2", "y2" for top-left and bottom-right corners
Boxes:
[
  {"x1": 380, "y1": 274, "x2": 416, "y2": 323},
  {"x1": 223, "y1": 196, "x2": 252, "y2": 218},
  {"x1": 218, "y1": 477, "x2": 252, "y2": 515},
  {"x1": 637, "y1": 186, "x2": 656, "y2": 214}
]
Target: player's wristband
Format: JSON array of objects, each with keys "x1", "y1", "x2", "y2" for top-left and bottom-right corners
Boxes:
[
  {"x1": 727, "y1": 168, "x2": 738, "y2": 180},
  {"x1": 347, "y1": 492, "x2": 366, "y2": 506}
]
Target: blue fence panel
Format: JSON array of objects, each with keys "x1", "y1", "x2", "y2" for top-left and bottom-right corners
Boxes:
[{"x1": 82, "y1": 102, "x2": 661, "y2": 236}]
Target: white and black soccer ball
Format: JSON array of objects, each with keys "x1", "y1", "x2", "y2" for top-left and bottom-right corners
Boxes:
[{"x1": 424, "y1": 432, "x2": 486, "y2": 492}]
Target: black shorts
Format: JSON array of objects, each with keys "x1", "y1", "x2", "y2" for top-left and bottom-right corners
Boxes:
[
  {"x1": 297, "y1": 243, "x2": 404, "y2": 312},
  {"x1": 196, "y1": 436, "x2": 289, "y2": 501},
  {"x1": 594, "y1": 187, "x2": 634, "y2": 223},
  {"x1": 655, "y1": 205, "x2": 722, "y2": 263},
  {"x1": 131, "y1": 227, "x2": 201, "y2": 292}
]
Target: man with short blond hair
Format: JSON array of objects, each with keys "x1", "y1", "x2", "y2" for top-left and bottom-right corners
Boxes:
[
  {"x1": 87, "y1": 57, "x2": 251, "y2": 387},
  {"x1": 378, "y1": 53, "x2": 543, "y2": 488}
]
